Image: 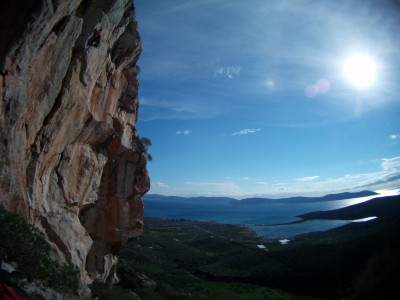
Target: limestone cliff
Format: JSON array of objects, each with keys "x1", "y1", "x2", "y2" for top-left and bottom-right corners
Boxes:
[{"x1": 0, "y1": 0, "x2": 149, "y2": 286}]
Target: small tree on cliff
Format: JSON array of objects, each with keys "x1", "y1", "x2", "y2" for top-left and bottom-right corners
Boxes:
[
  {"x1": 141, "y1": 137, "x2": 153, "y2": 162},
  {"x1": 135, "y1": 64, "x2": 141, "y2": 75}
]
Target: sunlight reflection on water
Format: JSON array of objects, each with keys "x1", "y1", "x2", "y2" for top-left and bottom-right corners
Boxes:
[
  {"x1": 144, "y1": 189, "x2": 400, "y2": 238},
  {"x1": 321, "y1": 189, "x2": 400, "y2": 210},
  {"x1": 249, "y1": 189, "x2": 400, "y2": 239},
  {"x1": 250, "y1": 216, "x2": 380, "y2": 239},
  {"x1": 353, "y1": 216, "x2": 377, "y2": 222}
]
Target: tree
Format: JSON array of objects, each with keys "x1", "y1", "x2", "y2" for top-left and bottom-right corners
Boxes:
[
  {"x1": 140, "y1": 137, "x2": 152, "y2": 162},
  {"x1": 141, "y1": 137, "x2": 152, "y2": 148}
]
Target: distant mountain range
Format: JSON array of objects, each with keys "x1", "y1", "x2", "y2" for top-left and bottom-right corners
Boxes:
[
  {"x1": 143, "y1": 190, "x2": 378, "y2": 204},
  {"x1": 234, "y1": 190, "x2": 378, "y2": 204},
  {"x1": 143, "y1": 194, "x2": 235, "y2": 203}
]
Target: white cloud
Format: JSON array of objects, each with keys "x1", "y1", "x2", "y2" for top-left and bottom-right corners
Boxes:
[
  {"x1": 255, "y1": 181, "x2": 268, "y2": 185},
  {"x1": 140, "y1": 97, "x2": 222, "y2": 121},
  {"x1": 226, "y1": 66, "x2": 241, "y2": 79},
  {"x1": 153, "y1": 181, "x2": 169, "y2": 188},
  {"x1": 176, "y1": 130, "x2": 191, "y2": 136},
  {"x1": 389, "y1": 134, "x2": 399, "y2": 140},
  {"x1": 271, "y1": 182, "x2": 288, "y2": 187},
  {"x1": 214, "y1": 67, "x2": 224, "y2": 77},
  {"x1": 184, "y1": 181, "x2": 244, "y2": 197},
  {"x1": 381, "y1": 156, "x2": 400, "y2": 171},
  {"x1": 214, "y1": 65, "x2": 241, "y2": 79},
  {"x1": 147, "y1": 156, "x2": 400, "y2": 198},
  {"x1": 303, "y1": 156, "x2": 400, "y2": 193},
  {"x1": 230, "y1": 128, "x2": 261, "y2": 136},
  {"x1": 245, "y1": 157, "x2": 400, "y2": 197},
  {"x1": 296, "y1": 176, "x2": 320, "y2": 182}
]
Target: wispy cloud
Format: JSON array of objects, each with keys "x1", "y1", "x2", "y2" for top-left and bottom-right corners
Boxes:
[
  {"x1": 246, "y1": 159, "x2": 400, "y2": 197},
  {"x1": 140, "y1": 97, "x2": 222, "y2": 121},
  {"x1": 153, "y1": 181, "x2": 169, "y2": 188},
  {"x1": 149, "y1": 0, "x2": 222, "y2": 15},
  {"x1": 214, "y1": 66, "x2": 241, "y2": 79},
  {"x1": 229, "y1": 128, "x2": 261, "y2": 136},
  {"x1": 176, "y1": 130, "x2": 191, "y2": 136},
  {"x1": 149, "y1": 156, "x2": 400, "y2": 198},
  {"x1": 381, "y1": 156, "x2": 400, "y2": 171},
  {"x1": 184, "y1": 181, "x2": 244, "y2": 197},
  {"x1": 136, "y1": 1, "x2": 400, "y2": 199},
  {"x1": 310, "y1": 157, "x2": 400, "y2": 192},
  {"x1": 255, "y1": 181, "x2": 268, "y2": 185},
  {"x1": 296, "y1": 176, "x2": 320, "y2": 182}
]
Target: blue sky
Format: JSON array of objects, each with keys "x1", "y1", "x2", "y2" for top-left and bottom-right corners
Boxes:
[{"x1": 135, "y1": 0, "x2": 400, "y2": 198}]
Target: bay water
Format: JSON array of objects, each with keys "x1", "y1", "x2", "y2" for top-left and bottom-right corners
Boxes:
[{"x1": 143, "y1": 190, "x2": 398, "y2": 239}]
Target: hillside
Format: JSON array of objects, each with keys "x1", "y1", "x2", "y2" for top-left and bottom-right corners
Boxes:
[
  {"x1": 91, "y1": 212, "x2": 400, "y2": 299},
  {"x1": 110, "y1": 217, "x2": 316, "y2": 300},
  {"x1": 298, "y1": 194, "x2": 400, "y2": 220},
  {"x1": 143, "y1": 190, "x2": 378, "y2": 205},
  {"x1": 234, "y1": 190, "x2": 378, "y2": 204},
  {"x1": 144, "y1": 194, "x2": 235, "y2": 203},
  {"x1": 96, "y1": 193, "x2": 400, "y2": 299}
]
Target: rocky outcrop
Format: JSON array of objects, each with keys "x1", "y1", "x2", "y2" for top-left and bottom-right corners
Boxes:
[{"x1": 0, "y1": 0, "x2": 149, "y2": 288}]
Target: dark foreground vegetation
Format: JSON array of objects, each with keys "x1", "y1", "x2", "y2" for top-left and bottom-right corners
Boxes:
[
  {"x1": 0, "y1": 208, "x2": 79, "y2": 298},
  {"x1": 103, "y1": 195, "x2": 400, "y2": 300},
  {"x1": 111, "y1": 218, "x2": 308, "y2": 300},
  {"x1": 2, "y1": 195, "x2": 399, "y2": 299}
]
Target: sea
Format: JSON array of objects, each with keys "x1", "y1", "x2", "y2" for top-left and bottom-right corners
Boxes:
[{"x1": 143, "y1": 189, "x2": 399, "y2": 239}]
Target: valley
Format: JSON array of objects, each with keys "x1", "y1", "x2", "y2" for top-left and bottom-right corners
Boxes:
[{"x1": 92, "y1": 195, "x2": 400, "y2": 299}]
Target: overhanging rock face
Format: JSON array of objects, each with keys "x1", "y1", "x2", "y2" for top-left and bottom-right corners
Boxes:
[{"x1": 0, "y1": 0, "x2": 149, "y2": 285}]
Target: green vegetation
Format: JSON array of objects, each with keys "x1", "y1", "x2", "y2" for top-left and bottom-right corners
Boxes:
[
  {"x1": 111, "y1": 218, "x2": 313, "y2": 299},
  {"x1": 105, "y1": 212, "x2": 400, "y2": 299},
  {"x1": 0, "y1": 208, "x2": 79, "y2": 295},
  {"x1": 91, "y1": 282, "x2": 141, "y2": 300},
  {"x1": 135, "y1": 64, "x2": 141, "y2": 75},
  {"x1": 141, "y1": 137, "x2": 152, "y2": 148},
  {"x1": 128, "y1": 63, "x2": 141, "y2": 76},
  {"x1": 355, "y1": 247, "x2": 400, "y2": 300},
  {"x1": 2, "y1": 195, "x2": 399, "y2": 299},
  {"x1": 141, "y1": 137, "x2": 153, "y2": 162}
]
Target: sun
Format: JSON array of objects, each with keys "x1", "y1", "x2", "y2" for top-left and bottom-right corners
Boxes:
[{"x1": 343, "y1": 54, "x2": 377, "y2": 89}]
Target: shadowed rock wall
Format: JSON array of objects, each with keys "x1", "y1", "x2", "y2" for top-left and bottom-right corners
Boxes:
[{"x1": 0, "y1": 0, "x2": 149, "y2": 285}]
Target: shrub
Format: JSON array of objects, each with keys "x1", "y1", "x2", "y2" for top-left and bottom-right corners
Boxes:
[
  {"x1": 90, "y1": 282, "x2": 141, "y2": 300},
  {"x1": 355, "y1": 247, "x2": 400, "y2": 300},
  {"x1": 140, "y1": 137, "x2": 153, "y2": 162},
  {"x1": 135, "y1": 64, "x2": 141, "y2": 75},
  {"x1": 0, "y1": 208, "x2": 79, "y2": 294}
]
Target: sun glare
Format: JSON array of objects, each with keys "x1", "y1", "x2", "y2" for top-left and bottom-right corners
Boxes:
[{"x1": 343, "y1": 54, "x2": 377, "y2": 89}]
